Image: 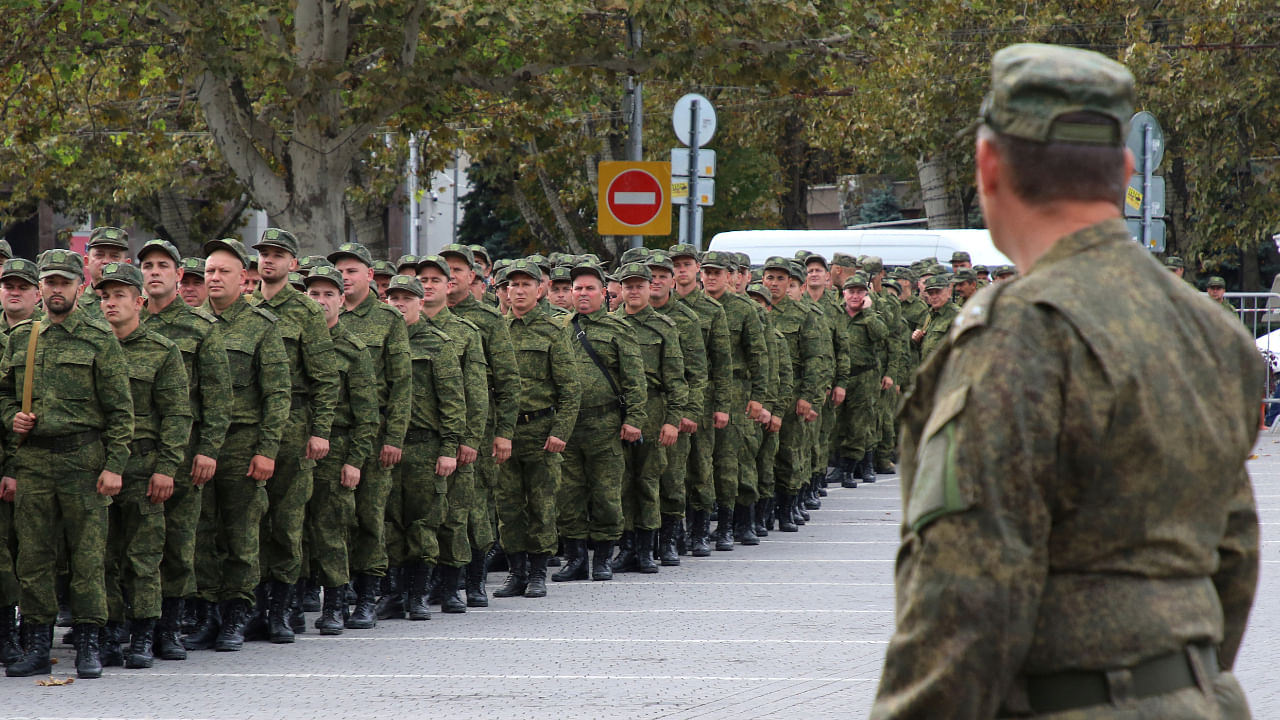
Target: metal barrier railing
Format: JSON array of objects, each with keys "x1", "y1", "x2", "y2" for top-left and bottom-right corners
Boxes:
[{"x1": 1229, "y1": 293, "x2": 1280, "y2": 427}]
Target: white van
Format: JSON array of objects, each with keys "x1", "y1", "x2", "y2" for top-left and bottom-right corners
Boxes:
[{"x1": 706, "y1": 228, "x2": 1012, "y2": 268}]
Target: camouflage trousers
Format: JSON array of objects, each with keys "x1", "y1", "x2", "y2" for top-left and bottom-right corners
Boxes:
[
  {"x1": 386, "y1": 432, "x2": 446, "y2": 568},
  {"x1": 306, "y1": 434, "x2": 356, "y2": 588},
  {"x1": 260, "y1": 412, "x2": 314, "y2": 584},
  {"x1": 467, "y1": 427, "x2": 498, "y2": 555},
  {"x1": 558, "y1": 410, "x2": 625, "y2": 542},
  {"x1": 13, "y1": 440, "x2": 109, "y2": 626},
  {"x1": 773, "y1": 412, "x2": 809, "y2": 495},
  {"x1": 159, "y1": 447, "x2": 201, "y2": 599},
  {"x1": 816, "y1": 397, "x2": 838, "y2": 471},
  {"x1": 875, "y1": 385, "x2": 899, "y2": 461},
  {"x1": 712, "y1": 388, "x2": 746, "y2": 508},
  {"x1": 838, "y1": 375, "x2": 880, "y2": 461},
  {"x1": 661, "y1": 432, "x2": 691, "y2": 518},
  {"x1": 437, "y1": 465, "x2": 474, "y2": 569},
  {"x1": 496, "y1": 415, "x2": 560, "y2": 555},
  {"x1": 106, "y1": 451, "x2": 165, "y2": 621},
  {"x1": 756, "y1": 426, "x2": 781, "y2": 500},
  {"x1": 736, "y1": 412, "x2": 763, "y2": 507},
  {"x1": 621, "y1": 396, "x2": 667, "y2": 532},
  {"x1": 685, "y1": 402, "x2": 717, "y2": 513},
  {"x1": 0, "y1": 498, "x2": 17, "y2": 606},
  {"x1": 194, "y1": 425, "x2": 268, "y2": 604},
  {"x1": 350, "y1": 423, "x2": 392, "y2": 578}
]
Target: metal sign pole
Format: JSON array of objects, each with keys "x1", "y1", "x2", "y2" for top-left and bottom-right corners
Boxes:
[
  {"x1": 688, "y1": 100, "x2": 702, "y2": 251},
  {"x1": 1142, "y1": 122, "x2": 1152, "y2": 248}
]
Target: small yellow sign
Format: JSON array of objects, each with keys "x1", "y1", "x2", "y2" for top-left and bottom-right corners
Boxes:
[{"x1": 1125, "y1": 186, "x2": 1143, "y2": 211}]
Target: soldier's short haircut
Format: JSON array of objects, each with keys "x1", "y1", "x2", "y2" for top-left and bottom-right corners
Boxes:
[{"x1": 985, "y1": 112, "x2": 1126, "y2": 206}]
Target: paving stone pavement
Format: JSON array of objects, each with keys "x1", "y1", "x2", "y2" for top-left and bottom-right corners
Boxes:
[{"x1": 3, "y1": 445, "x2": 1278, "y2": 719}]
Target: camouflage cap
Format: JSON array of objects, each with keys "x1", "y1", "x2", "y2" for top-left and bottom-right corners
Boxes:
[
  {"x1": 734, "y1": 252, "x2": 752, "y2": 271},
  {"x1": 180, "y1": 256, "x2": 206, "y2": 277},
  {"x1": 645, "y1": 250, "x2": 674, "y2": 273},
  {"x1": 547, "y1": 252, "x2": 571, "y2": 266},
  {"x1": 619, "y1": 247, "x2": 652, "y2": 266},
  {"x1": 926, "y1": 263, "x2": 948, "y2": 277},
  {"x1": 802, "y1": 251, "x2": 828, "y2": 269},
  {"x1": 254, "y1": 227, "x2": 299, "y2": 256},
  {"x1": 786, "y1": 260, "x2": 806, "y2": 282},
  {"x1": 203, "y1": 238, "x2": 251, "y2": 267},
  {"x1": 94, "y1": 261, "x2": 143, "y2": 290},
  {"x1": 137, "y1": 238, "x2": 182, "y2": 265},
  {"x1": 246, "y1": 252, "x2": 260, "y2": 269},
  {"x1": 299, "y1": 255, "x2": 329, "y2": 273},
  {"x1": 750, "y1": 268, "x2": 764, "y2": 283},
  {"x1": 745, "y1": 283, "x2": 770, "y2": 301},
  {"x1": 439, "y1": 243, "x2": 475, "y2": 267},
  {"x1": 953, "y1": 268, "x2": 978, "y2": 283},
  {"x1": 923, "y1": 274, "x2": 952, "y2": 290},
  {"x1": 304, "y1": 263, "x2": 345, "y2": 292},
  {"x1": 667, "y1": 243, "x2": 700, "y2": 261},
  {"x1": 1164, "y1": 256, "x2": 1184, "y2": 269},
  {"x1": 87, "y1": 226, "x2": 130, "y2": 250},
  {"x1": 842, "y1": 272, "x2": 870, "y2": 290},
  {"x1": 525, "y1": 253, "x2": 552, "y2": 273},
  {"x1": 492, "y1": 267, "x2": 510, "y2": 286},
  {"x1": 386, "y1": 273, "x2": 424, "y2": 298},
  {"x1": 950, "y1": 251, "x2": 971, "y2": 263},
  {"x1": 1, "y1": 257, "x2": 38, "y2": 286},
  {"x1": 993, "y1": 264, "x2": 1017, "y2": 277},
  {"x1": 0, "y1": 239, "x2": 11, "y2": 260},
  {"x1": 415, "y1": 254, "x2": 451, "y2": 278},
  {"x1": 328, "y1": 242, "x2": 374, "y2": 267},
  {"x1": 617, "y1": 262, "x2": 652, "y2": 283},
  {"x1": 395, "y1": 255, "x2": 419, "y2": 271},
  {"x1": 288, "y1": 272, "x2": 306, "y2": 291},
  {"x1": 831, "y1": 253, "x2": 859, "y2": 269},
  {"x1": 569, "y1": 263, "x2": 607, "y2": 285},
  {"x1": 580, "y1": 253, "x2": 603, "y2": 266},
  {"x1": 469, "y1": 244, "x2": 491, "y2": 265},
  {"x1": 491, "y1": 258, "x2": 514, "y2": 273},
  {"x1": 884, "y1": 278, "x2": 902, "y2": 292},
  {"x1": 975, "y1": 43, "x2": 1134, "y2": 145},
  {"x1": 862, "y1": 256, "x2": 884, "y2": 274},
  {"x1": 698, "y1": 251, "x2": 732, "y2": 270},
  {"x1": 973, "y1": 264, "x2": 989, "y2": 274},
  {"x1": 505, "y1": 259, "x2": 542, "y2": 283},
  {"x1": 1206, "y1": 276, "x2": 1227, "y2": 289},
  {"x1": 762, "y1": 256, "x2": 792, "y2": 274},
  {"x1": 371, "y1": 260, "x2": 398, "y2": 278},
  {"x1": 549, "y1": 266, "x2": 572, "y2": 283}
]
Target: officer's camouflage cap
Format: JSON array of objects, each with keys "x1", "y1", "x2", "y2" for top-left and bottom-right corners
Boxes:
[
  {"x1": 0, "y1": 239, "x2": 11, "y2": 259},
  {"x1": 972, "y1": 43, "x2": 1134, "y2": 145},
  {"x1": 87, "y1": 226, "x2": 130, "y2": 250},
  {"x1": 549, "y1": 266, "x2": 572, "y2": 283},
  {"x1": 745, "y1": 283, "x2": 770, "y2": 301},
  {"x1": 923, "y1": 274, "x2": 952, "y2": 290},
  {"x1": 762, "y1": 256, "x2": 793, "y2": 274},
  {"x1": 1164, "y1": 256, "x2": 1184, "y2": 269},
  {"x1": 304, "y1": 263, "x2": 345, "y2": 292},
  {"x1": 254, "y1": 227, "x2": 299, "y2": 256},
  {"x1": 138, "y1": 238, "x2": 182, "y2": 266},
  {"x1": 619, "y1": 247, "x2": 652, "y2": 266},
  {"x1": 617, "y1": 262, "x2": 652, "y2": 282},
  {"x1": 950, "y1": 251, "x2": 971, "y2": 263},
  {"x1": 667, "y1": 243, "x2": 700, "y2": 261},
  {"x1": 386, "y1": 273, "x2": 424, "y2": 298},
  {"x1": 94, "y1": 261, "x2": 143, "y2": 290},
  {"x1": 440, "y1": 243, "x2": 475, "y2": 267},
  {"x1": 180, "y1": 256, "x2": 206, "y2": 277},
  {"x1": 862, "y1": 256, "x2": 884, "y2": 274},
  {"x1": 645, "y1": 250, "x2": 674, "y2": 273},
  {"x1": 203, "y1": 237, "x2": 251, "y2": 267},
  {"x1": 328, "y1": 242, "x2": 374, "y2": 267},
  {"x1": 1, "y1": 257, "x2": 38, "y2": 286},
  {"x1": 569, "y1": 263, "x2": 607, "y2": 285},
  {"x1": 698, "y1": 251, "x2": 732, "y2": 270},
  {"x1": 288, "y1": 272, "x2": 306, "y2": 291},
  {"x1": 953, "y1": 268, "x2": 978, "y2": 283},
  {"x1": 469, "y1": 244, "x2": 491, "y2": 265},
  {"x1": 842, "y1": 272, "x2": 870, "y2": 290},
  {"x1": 505, "y1": 259, "x2": 542, "y2": 282},
  {"x1": 1206, "y1": 276, "x2": 1227, "y2": 289},
  {"x1": 372, "y1": 260, "x2": 397, "y2": 277},
  {"x1": 415, "y1": 254, "x2": 451, "y2": 278}
]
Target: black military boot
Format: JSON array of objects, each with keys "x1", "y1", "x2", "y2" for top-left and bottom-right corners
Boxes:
[
  {"x1": 633, "y1": 530, "x2": 659, "y2": 573},
  {"x1": 99, "y1": 621, "x2": 125, "y2": 667},
  {"x1": 154, "y1": 597, "x2": 187, "y2": 660},
  {"x1": 486, "y1": 542, "x2": 508, "y2": 573},
  {"x1": 346, "y1": 574, "x2": 380, "y2": 629},
  {"x1": 658, "y1": 516, "x2": 680, "y2": 566},
  {"x1": 182, "y1": 599, "x2": 221, "y2": 651},
  {"x1": 301, "y1": 578, "x2": 322, "y2": 612},
  {"x1": 289, "y1": 579, "x2": 307, "y2": 635},
  {"x1": 611, "y1": 530, "x2": 638, "y2": 573},
  {"x1": 0, "y1": 604, "x2": 21, "y2": 665},
  {"x1": 776, "y1": 494, "x2": 799, "y2": 532},
  {"x1": 591, "y1": 541, "x2": 614, "y2": 580},
  {"x1": 437, "y1": 566, "x2": 467, "y2": 613},
  {"x1": 713, "y1": 506, "x2": 735, "y2": 551},
  {"x1": 124, "y1": 618, "x2": 156, "y2": 669},
  {"x1": 794, "y1": 491, "x2": 810, "y2": 523},
  {"x1": 861, "y1": 451, "x2": 877, "y2": 484},
  {"x1": 733, "y1": 505, "x2": 759, "y2": 545},
  {"x1": 267, "y1": 580, "x2": 295, "y2": 644},
  {"x1": 492, "y1": 552, "x2": 529, "y2": 597},
  {"x1": 754, "y1": 499, "x2": 771, "y2": 536},
  {"x1": 525, "y1": 553, "x2": 549, "y2": 598},
  {"x1": 376, "y1": 567, "x2": 406, "y2": 620},
  {"x1": 5, "y1": 622, "x2": 51, "y2": 676},
  {"x1": 674, "y1": 517, "x2": 688, "y2": 555},
  {"x1": 549, "y1": 539, "x2": 584, "y2": 582},
  {"x1": 841, "y1": 456, "x2": 860, "y2": 488},
  {"x1": 689, "y1": 510, "x2": 712, "y2": 557},
  {"x1": 465, "y1": 548, "x2": 490, "y2": 607},
  {"x1": 547, "y1": 539, "x2": 562, "y2": 568},
  {"x1": 315, "y1": 586, "x2": 347, "y2": 634},
  {"x1": 243, "y1": 582, "x2": 270, "y2": 642},
  {"x1": 55, "y1": 574, "x2": 72, "y2": 628},
  {"x1": 74, "y1": 623, "x2": 103, "y2": 678},
  {"x1": 875, "y1": 451, "x2": 896, "y2": 476},
  {"x1": 215, "y1": 599, "x2": 251, "y2": 651},
  {"x1": 804, "y1": 477, "x2": 822, "y2": 510},
  {"x1": 405, "y1": 564, "x2": 431, "y2": 620},
  {"x1": 180, "y1": 598, "x2": 200, "y2": 635}
]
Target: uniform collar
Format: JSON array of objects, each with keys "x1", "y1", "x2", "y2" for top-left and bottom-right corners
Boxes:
[{"x1": 1026, "y1": 217, "x2": 1128, "y2": 277}]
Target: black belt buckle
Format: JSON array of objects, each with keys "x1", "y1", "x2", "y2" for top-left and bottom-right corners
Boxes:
[{"x1": 516, "y1": 407, "x2": 554, "y2": 425}]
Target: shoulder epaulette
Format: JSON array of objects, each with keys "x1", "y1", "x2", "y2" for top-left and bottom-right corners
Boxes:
[
  {"x1": 648, "y1": 312, "x2": 678, "y2": 329},
  {"x1": 250, "y1": 306, "x2": 279, "y2": 323},
  {"x1": 375, "y1": 302, "x2": 404, "y2": 319},
  {"x1": 457, "y1": 316, "x2": 481, "y2": 332},
  {"x1": 190, "y1": 306, "x2": 218, "y2": 324}
]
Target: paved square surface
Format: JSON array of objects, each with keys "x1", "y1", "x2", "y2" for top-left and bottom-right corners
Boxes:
[{"x1": 4, "y1": 444, "x2": 1277, "y2": 719}]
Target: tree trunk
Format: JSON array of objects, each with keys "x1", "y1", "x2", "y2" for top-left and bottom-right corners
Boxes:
[
  {"x1": 916, "y1": 155, "x2": 964, "y2": 229},
  {"x1": 779, "y1": 112, "x2": 808, "y2": 229}
]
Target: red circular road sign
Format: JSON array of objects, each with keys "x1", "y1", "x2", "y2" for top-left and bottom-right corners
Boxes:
[{"x1": 606, "y1": 169, "x2": 664, "y2": 227}]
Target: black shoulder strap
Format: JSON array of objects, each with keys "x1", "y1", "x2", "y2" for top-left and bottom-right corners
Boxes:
[{"x1": 571, "y1": 316, "x2": 623, "y2": 402}]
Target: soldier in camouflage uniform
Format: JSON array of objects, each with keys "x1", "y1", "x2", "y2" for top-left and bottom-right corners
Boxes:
[
  {"x1": 138, "y1": 239, "x2": 232, "y2": 661},
  {"x1": 864, "y1": 257, "x2": 907, "y2": 478},
  {"x1": 384, "y1": 274, "x2": 467, "y2": 618},
  {"x1": 911, "y1": 275, "x2": 960, "y2": 363},
  {"x1": 95, "y1": 262, "x2": 192, "y2": 669},
  {"x1": 499, "y1": 261, "x2": 580, "y2": 595},
  {"x1": 302, "y1": 266, "x2": 379, "y2": 635},
  {"x1": 0, "y1": 258, "x2": 34, "y2": 664},
  {"x1": 2, "y1": 250, "x2": 134, "y2": 679},
  {"x1": 329, "y1": 242, "x2": 411, "y2": 630},
  {"x1": 833, "y1": 274, "x2": 887, "y2": 489},
  {"x1": 418, "y1": 256, "x2": 489, "y2": 611},
  {"x1": 951, "y1": 268, "x2": 979, "y2": 307},
  {"x1": 372, "y1": 261, "x2": 397, "y2": 300},
  {"x1": 744, "y1": 283, "x2": 790, "y2": 533},
  {"x1": 245, "y1": 228, "x2": 340, "y2": 642},
  {"x1": 873, "y1": 44, "x2": 1263, "y2": 719},
  {"x1": 76, "y1": 226, "x2": 130, "y2": 319},
  {"x1": 609, "y1": 263, "x2": 687, "y2": 574},
  {"x1": 178, "y1": 257, "x2": 208, "y2": 308},
  {"x1": 1206, "y1": 276, "x2": 1238, "y2": 314},
  {"x1": 441, "y1": 243, "x2": 519, "y2": 608},
  {"x1": 185, "y1": 239, "x2": 290, "y2": 654},
  {"x1": 1, "y1": 258, "x2": 43, "y2": 332},
  {"x1": 558, "y1": 263, "x2": 646, "y2": 581}
]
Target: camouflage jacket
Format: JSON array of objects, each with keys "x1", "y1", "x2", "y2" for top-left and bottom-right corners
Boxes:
[
  {"x1": 706, "y1": 289, "x2": 769, "y2": 405},
  {"x1": 118, "y1": 325, "x2": 192, "y2": 479},
  {"x1": 425, "y1": 307, "x2": 490, "y2": 451},
  {"x1": 873, "y1": 218, "x2": 1265, "y2": 718},
  {"x1": 674, "y1": 287, "x2": 732, "y2": 418},
  {"x1": 652, "y1": 295, "x2": 707, "y2": 421},
  {"x1": 506, "y1": 307, "x2": 581, "y2": 441},
  {"x1": 917, "y1": 301, "x2": 959, "y2": 363},
  {"x1": 568, "y1": 306, "x2": 647, "y2": 427},
  {"x1": 614, "y1": 305, "x2": 688, "y2": 428},
  {"x1": 405, "y1": 318, "x2": 467, "y2": 457},
  {"x1": 770, "y1": 296, "x2": 829, "y2": 410},
  {"x1": 451, "y1": 294, "x2": 520, "y2": 439},
  {"x1": 143, "y1": 297, "x2": 232, "y2": 460},
  {"x1": 341, "y1": 291, "x2": 412, "y2": 451},
  {"x1": 203, "y1": 296, "x2": 291, "y2": 459},
  {"x1": 1, "y1": 307, "x2": 43, "y2": 336},
  {"x1": 251, "y1": 283, "x2": 340, "y2": 439},
  {"x1": 329, "y1": 320, "x2": 380, "y2": 471}
]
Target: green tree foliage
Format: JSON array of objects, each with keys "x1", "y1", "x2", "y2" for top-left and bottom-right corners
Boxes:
[{"x1": 858, "y1": 187, "x2": 903, "y2": 225}]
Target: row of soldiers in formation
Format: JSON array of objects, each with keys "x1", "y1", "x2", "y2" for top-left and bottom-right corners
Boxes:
[{"x1": 0, "y1": 225, "x2": 1002, "y2": 680}]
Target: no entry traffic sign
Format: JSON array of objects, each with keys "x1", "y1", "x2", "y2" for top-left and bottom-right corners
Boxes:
[{"x1": 597, "y1": 161, "x2": 672, "y2": 236}]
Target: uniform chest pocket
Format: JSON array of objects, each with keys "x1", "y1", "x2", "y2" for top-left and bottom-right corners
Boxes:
[
  {"x1": 174, "y1": 337, "x2": 200, "y2": 377},
  {"x1": 515, "y1": 337, "x2": 551, "y2": 381},
  {"x1": 277, "y1": 322, "x2": 301, "y2": 355},
  {"x1": 411, "y1": 356, "x2": 436, "y2": 397},
  {"x1": 636, "y1": 333, "x2": 663, "y2": 370},
  {"x1": 223, "y1": 335, "x2": 256, "y2": 388},
  {"x1": 53, "y1": 348, "x2": 96, "y2": 400},
  {"x1": 127, "y1": 364, "x2": 156, "y2": 415}
]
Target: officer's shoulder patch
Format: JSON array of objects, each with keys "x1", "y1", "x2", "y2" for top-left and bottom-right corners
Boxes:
[
  {"x1": 250, "y1": 306, "x2": 279, "y2": 323},
  {"x1": 906, "y1": 383, "x2": 974, "y2": 534}
]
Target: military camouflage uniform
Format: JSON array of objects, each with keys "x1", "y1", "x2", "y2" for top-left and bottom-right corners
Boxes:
[
  {"x1": 673, "y1": 286, "x2": 733, "y2": 525},
  {"x1": 769, "y1": 295, "x2": 828, "y2": 496},
  {"x1": 651, "y1": 294, "x2": 707, "y2": 523}
]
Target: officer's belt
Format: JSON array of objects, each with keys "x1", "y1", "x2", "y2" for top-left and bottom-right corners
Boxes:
[
  {"x1": 22, "y1": 430, "x2": 100, "y2": 451},
  {"x1": 128, "y1": 438, "x2": 158, "y2": 456},
  {"x1": 577, "y1": 401, "x2": 621, "y2": 420},
  {"x1": 403, "y1": 428, "x2": 439, "y2": 444},
  {"x1": 516, "y1": 407, "x2": 555, "y2": 425},
  {"x1": 1024, "y1": 643, "x2": 1217, "y2": 715}
]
